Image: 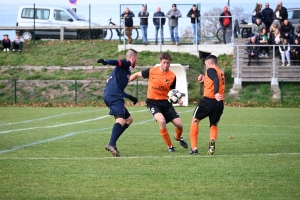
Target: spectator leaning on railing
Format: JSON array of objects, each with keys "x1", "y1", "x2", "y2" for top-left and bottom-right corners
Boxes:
[
  {"x1": 166, "y1": 4, "x2": 182, "y2": 46},
  {"x1": 153, "y1": 6, "x2": 165, "y2": 45},
  {"x1": 138, "y1": 5, "x2": 149, "y2": 45},
  {"x1": 219, "y1": 6, "x2": 232, "y2": 44},
  {"x1": 121, "y1": 7, "x2": 135, "y2": 44}
]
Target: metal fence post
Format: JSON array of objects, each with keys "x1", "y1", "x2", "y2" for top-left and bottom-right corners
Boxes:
[
  {"x1": 136, "y1": 79, "x2": 138, "y2": 100},
  {"x1": 74, "y1": 80, "x2": 77, "y2": 105},
  {"x1": 14, "y1": 79, "x2": 17, "y2": 104}
]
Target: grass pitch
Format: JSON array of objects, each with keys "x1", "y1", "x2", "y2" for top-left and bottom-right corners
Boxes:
[{"x1": 0, "y1": 106, "x2": 299, "y2": 199}]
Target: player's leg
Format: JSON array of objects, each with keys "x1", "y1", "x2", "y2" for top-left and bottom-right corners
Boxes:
[
  {"x1": 148, "y1": 103, "x2": 174, "y2": 152},
  {"x1": 207, "y1": 101, "x2": 224, "y2": 155},
  {"x1": 171, "y1": 117, "x2": 188, "y2": 149},
  {"x1": 104, "y1": 97, "x2": 126, "y2": 157},
  {"x1": 189, "y1": 98, "x2": 211, "y2": 154},
  {"x1": 116, "y1": 108, "x2": 132, "y2": 141}
]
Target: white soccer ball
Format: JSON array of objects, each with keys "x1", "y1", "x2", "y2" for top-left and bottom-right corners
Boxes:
[{"x1": 167, "y1": 89, "x2": 182, "y2": 104}]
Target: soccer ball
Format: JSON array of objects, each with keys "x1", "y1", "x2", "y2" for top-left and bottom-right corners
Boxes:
[{"x1": 167, "y1": 89, "x2": 182, "y2": 104}]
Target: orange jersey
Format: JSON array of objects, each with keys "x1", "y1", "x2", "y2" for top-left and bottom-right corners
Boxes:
[
  {"x1": 204, "y1": 66, "x2": 225, "y2": 99},
  {"x1": 143, "y1": 67, "x2": 176, "y2": 100}
]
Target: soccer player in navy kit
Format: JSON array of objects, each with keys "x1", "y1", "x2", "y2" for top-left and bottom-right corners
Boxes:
[{"x1": 97, "y1": 49, "x2": 138, "y2": 157}]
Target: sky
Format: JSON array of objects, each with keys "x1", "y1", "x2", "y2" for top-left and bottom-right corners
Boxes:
[{"x1": 0, "y1": 0, "x2": 297, "y2": 39}]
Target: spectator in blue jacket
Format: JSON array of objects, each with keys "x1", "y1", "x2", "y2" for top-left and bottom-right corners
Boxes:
[
  {"x1": 262, "y1": 3, "x2": 274, "y2": 32},
  {"x1": 121, "y1": 8, "x2": 135, "y2": 44},
  {"x1": 153, "y1": 6, "x2": 165, "y2": 45}
]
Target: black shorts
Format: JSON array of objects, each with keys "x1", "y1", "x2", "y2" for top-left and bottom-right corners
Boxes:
[
  {"x1": 146, "y1": 99, "x2": 179, "y2": 124},
  {"x1": 193, "y1": 97, "x2": 224, "y2": 126}
]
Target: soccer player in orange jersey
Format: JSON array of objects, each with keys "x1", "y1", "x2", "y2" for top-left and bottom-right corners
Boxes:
[
  {"x1": 189, "y1": 55, "x2": 225, "y2": 155},
  {"x1": 129, "y1": 52, "x2": 188, "y2": 152}
]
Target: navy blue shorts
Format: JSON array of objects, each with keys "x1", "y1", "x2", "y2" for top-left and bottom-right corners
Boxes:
[
  {"x1": 193, "y1": 97, "x2": 224, "y2": 126},
  {"x1": 146, "y1": 99, "x2": 179, "y2": 124},
  {"x1": 104, "y1": 95, "x2": 130, "y2": 119}
]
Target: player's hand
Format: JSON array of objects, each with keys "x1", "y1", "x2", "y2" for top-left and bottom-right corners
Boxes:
[
  {"x1": 128, "y1": 95, "x2": 138, "y2": 105},
  {"x1": 97, "y1": 59, "x2": 107, "y2": 65},
  {"x1": 215, "y1": 93, "x2": 223, "y2": 101},
  {"x1": 198, "y1": 74, "x2": 204, "y2": 82},
  {"x1": 178, "y1": 100, "x2": 183, "y2": 106}
]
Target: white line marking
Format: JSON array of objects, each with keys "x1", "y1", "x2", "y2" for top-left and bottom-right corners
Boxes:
[
  {"x1": 0, "y1": 152, "x2": 299, "y2": 160},
  {"x1": 0, "y1": 109, "x2": 106, "y2": 127},
  {"x1": 0, "y1": 109, "x2": 149, "y2": 134}
]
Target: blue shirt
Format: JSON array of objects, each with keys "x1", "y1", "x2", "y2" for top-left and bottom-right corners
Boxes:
[{"x1": 104, "y1": 59, "x2": 132, "y2": 98}]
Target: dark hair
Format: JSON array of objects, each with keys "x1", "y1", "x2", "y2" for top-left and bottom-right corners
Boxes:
[
  {"x1": 294, "y1": 38, "x2": 299, "y2": 43},
  {"x1": 159, "y1": 52, "x2": 172, "y2": 61},
  {"x1": 205, "y1": 55, "x2": 218, "y2": 65}
]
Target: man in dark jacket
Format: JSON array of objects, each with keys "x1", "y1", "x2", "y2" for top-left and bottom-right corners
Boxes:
[
  {"x1": 138, "y1": 5, "x2": 149, "y2": 45},
  {"x1": 166, "y1": 4, "x2": 182, "y2": 45},
  {"x1": 219, "y1": 6, "x2": 232, "y2": 44},
  {"x1": 246, "y1": 36, "x2": 261, "y2": 66},
  {"x1": 262, "y1": 3, "x2": 274, "y2": 32},
  {"x1": 187, "y1": 4, "x2": 201, "y2": 44},
  {"x1": 281, "y1": 19, "x2": 294, "y2": 44},
  {"x1": 153, "y1": 6, "x2": 165, "y2": 45},
  {"x1": 121, "y1": 8, "x2": 135, "y2": 44},
  {"x1": 278, "y1": 1, "x2": 288, "y2": 23}
]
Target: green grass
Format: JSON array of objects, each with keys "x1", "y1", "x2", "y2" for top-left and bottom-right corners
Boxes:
[{"x1": 0, "y1": 107, "x2": 300, "y2": 199}]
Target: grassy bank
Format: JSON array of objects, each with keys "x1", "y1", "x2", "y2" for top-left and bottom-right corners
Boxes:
[{"x1": 0, "y1": 40, "x2": 299, "y2": 107}]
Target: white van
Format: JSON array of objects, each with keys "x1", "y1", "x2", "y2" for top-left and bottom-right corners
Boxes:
[{"x1": 16, "y1": 5, "x2": 105, "y2": 40}]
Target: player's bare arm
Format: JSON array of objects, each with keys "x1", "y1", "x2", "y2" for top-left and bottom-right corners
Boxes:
[
  {"x1": 129, "y1": 71, "x2": 142, "y2": 82},
  {"x1": 198, "y1": 74, "x2": 204, "y2": 82}
]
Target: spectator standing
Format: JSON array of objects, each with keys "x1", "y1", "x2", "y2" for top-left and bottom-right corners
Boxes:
[
  {"x1": 12, "y1": 33, "x2": 24, "y2": 53},
  {"x1": 258, "y1": 28, "x2": 269, "y2": 57},
  {"x1": 2, "y1": 34, "x2": 11, "y2": 52},
  {"x1": 252, "y1": 18, "x2": 266, "y2": 38},
  {"x1": 291, "y1": 38, "x2": 300, "y2": 65},
  {"x1": 166, "y1": 4, "x2": 182, "y2": 45},
  {"x1": 219, "y1": 6, "x2": 232, "y2": 44},
  {"x1": 281, "y1": 19, "x2": 294, "y2": 44},
  {"x1": 252, "y1": 3, "x2": 263, "y2": 23},
  {"x1": 138, "y1": 5, "x2": 149, "y2": 45},
  {"x1": 277, "y1": 1, "x2": 288, "y2": 24},
  {"x1": 246, "y1": 36, "x2": 261, "y2": 66},
  {"x1": 293, "y1": 20, "x2": 300, "y2": 41},
  {"x1": 121, "y1": 8, "x2": 135, "y2": 44},
  {"x1": 279, "y1": 38, "x2": 291, "y2": 66},
  {"x1": 153, "y1": 6, "x2": 165, "y2": 45},
  {"x1": 262, "y1": 3, "x2": 274, "y2": 32},
  {"x1": 187, "y1": 4, "x2": 201, "y2": 45},
  {"x1": 273, "y1": 4, "x2": 282, "y2": 24},
  {"x1": 97, "y1": 49, "x2": 139, "y2": 157}
]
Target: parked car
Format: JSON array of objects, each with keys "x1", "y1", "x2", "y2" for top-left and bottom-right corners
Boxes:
[
  {"x1": 287, "y1": 8, "x2": 300, "y2": 24},
  {"x1": 16, "y1": 5, "x2": 106, "y2": 40}
]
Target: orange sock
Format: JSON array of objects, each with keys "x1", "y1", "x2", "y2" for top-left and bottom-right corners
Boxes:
[
  {"x1": 210, "y1": 125, "x2": 218, "y2": 141},
  {"x1": 159, "y1": 128, "x2": 172, "y2": 147},
  {"x1": 189, "y1": 123, "x2": 199, "y2": 150},
  {"x1": 174, "y1": 127, "x2": 183, "y2": 140}
]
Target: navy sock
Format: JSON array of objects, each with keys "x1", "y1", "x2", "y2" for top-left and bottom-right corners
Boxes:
[
  {"x1": 109, "y1": 123, "x2": 123, "y2": 146},
  {"x1": 116, "y1": 123, "x2": 130, "y2": 140}
]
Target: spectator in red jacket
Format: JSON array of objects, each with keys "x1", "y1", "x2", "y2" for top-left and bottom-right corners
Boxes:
[
  {"x1": 2, "y1": 34, "x2": 11, "y2": 52},
  {"x1": 219, "y1": 6, "x2": 232, "y2": 44}
]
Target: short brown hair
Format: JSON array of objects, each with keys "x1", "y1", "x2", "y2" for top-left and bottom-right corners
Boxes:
[{"x1": 159, "y1": 52, "x2": 172, "y2": 61}]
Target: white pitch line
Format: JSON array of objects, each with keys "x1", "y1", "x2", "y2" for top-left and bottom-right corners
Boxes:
[
  {"x1": 0, "y1": 109, "x2": 106, "y2": 127},
  {"x1": 0, "y1": 109, "x2": 149, "y2": 134},
  {"x1": 0, "y1": 152, "x2": 299, "y2": 160}
]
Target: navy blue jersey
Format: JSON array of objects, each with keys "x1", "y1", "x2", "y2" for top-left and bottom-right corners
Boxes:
[{"x1": 104, "y1": 59, "x2": 132, "y2": 98}]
